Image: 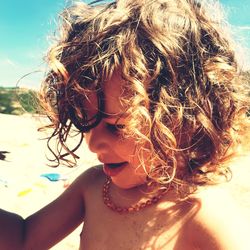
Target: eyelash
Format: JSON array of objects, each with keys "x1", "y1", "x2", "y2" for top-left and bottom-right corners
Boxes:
[
  {"x1": 82, "y1": 123, "x2": 125, "y2": 134},
  {"x1": 106, "y1": 123, "x2": 125, "y2": 133}
]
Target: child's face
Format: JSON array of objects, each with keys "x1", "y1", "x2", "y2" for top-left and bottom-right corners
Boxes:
[{"x1": 84, "y1": 71, "x2": 149, "y2": 189}]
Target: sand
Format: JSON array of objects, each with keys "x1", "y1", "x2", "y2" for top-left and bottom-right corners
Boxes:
[
  {"x1": 0, "y1": 113, "x2": 99, "y2": 249},
  {"x1": 0, "y1": 113, "x2": 250, "y2": 249}
]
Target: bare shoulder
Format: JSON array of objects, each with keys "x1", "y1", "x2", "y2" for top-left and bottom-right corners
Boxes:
[
  {"x1": 56, "y1": 164, "x2": 105, "y2": 206},
  {"x1": 185, "y1": 185, "x2": 250, "y2": 250},
  {"x1": 72, "y1": 164, "x2": 104, "y2": 189}
]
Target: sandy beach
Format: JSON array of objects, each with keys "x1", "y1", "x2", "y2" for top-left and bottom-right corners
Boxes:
[
  {"x1": 0, "y1": 113, "x2": 99, "y2": 249},
  {"x1": 0, "y1": 113, "x2": 250, "y2": 249}
]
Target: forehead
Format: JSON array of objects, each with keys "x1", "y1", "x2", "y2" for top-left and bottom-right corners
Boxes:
[
  {"x1": 84, "y1": 70, "x2": 126, "y2": 116},
  {"x1": 104, "y1": 70, "x2": 126, "y2": 115}
]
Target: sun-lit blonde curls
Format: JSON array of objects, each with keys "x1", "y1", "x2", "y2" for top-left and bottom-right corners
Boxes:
[{"x1": 40, "y1": 0, "x2": 250, "y2": 193}]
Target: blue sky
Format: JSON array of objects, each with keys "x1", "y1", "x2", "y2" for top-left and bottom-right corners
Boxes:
[{"x1": 0, "y1": 0, "x2": 249, "y2": 88}]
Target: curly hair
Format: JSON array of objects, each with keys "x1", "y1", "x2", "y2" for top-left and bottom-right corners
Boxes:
[{"x1": 40, "y1": 0, "x2": 250, "y2": 191}]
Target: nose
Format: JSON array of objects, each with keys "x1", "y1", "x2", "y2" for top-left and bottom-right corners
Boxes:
[{"x1": 84, "y1": 122, "x2": 111, "y2": 155}]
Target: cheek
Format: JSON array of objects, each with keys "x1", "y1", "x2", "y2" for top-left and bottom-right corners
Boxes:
[
  {"x1": 131, "y1": 142, "x2": 153, "y2": 173},
  {"x1": 119, "y1": 138, "x2": 151, "y2": 169},
  {"x1": 117, "y1": 138, "x2": 137, "y2": 159}
]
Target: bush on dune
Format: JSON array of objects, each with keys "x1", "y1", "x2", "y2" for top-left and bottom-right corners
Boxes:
[{"x1": 0, "y1": 87, "x2": 39, "y2": 115}]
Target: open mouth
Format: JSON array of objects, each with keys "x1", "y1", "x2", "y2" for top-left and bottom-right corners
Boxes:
[
  {"x1": 106, "y1": 162, "x2": 128, "y2": 169},
  {"x1": 103, "y1": 162, "x2": 128, "y2": 177}
]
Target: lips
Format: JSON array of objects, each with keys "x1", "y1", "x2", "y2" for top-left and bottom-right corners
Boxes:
[
  {"x1": 103, "y1": 162, "x2": 128, "y2": 176},
  {"x1": 107, "y1": 162, "x2": 127, "y2": 169}
]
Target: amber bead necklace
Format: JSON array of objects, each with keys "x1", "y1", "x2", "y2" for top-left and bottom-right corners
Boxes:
[{"x1": 103, "y1": 177, "x2": 169, "y2": 214}]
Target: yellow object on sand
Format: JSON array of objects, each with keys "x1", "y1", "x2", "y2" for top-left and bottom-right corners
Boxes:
[{"x1": 18, "y1": 188, "x2": 33, "y2": 197}]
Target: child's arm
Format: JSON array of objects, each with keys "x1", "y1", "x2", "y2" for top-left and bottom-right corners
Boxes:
[
  {"x1": 25, "y1": 173, "x2": 85, "y2": 249},
  {"x1": 0, "y1": 209, "x2": 25, "y2": 249},
  {"x1": 0, "y1": 171, "x2": 87, "y2": 250}
]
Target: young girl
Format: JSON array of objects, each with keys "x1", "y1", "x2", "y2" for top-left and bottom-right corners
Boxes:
[{"x1": 1, "y1": 0, "x2": 250, "y2": 249}]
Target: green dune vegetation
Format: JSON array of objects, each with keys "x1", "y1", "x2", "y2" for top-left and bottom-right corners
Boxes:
[{"x1": 0, "y1": 87, "x2": 39, "y2": 115}]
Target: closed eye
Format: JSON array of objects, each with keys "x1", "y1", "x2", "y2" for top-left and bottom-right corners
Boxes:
[{"x1": 106, "y1": 123, "x2": 125, "y2": 133}]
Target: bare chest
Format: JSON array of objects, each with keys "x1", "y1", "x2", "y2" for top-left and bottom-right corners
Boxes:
[{"x1": 79, "y1": 203, "x2": 194, "y2": 250}]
